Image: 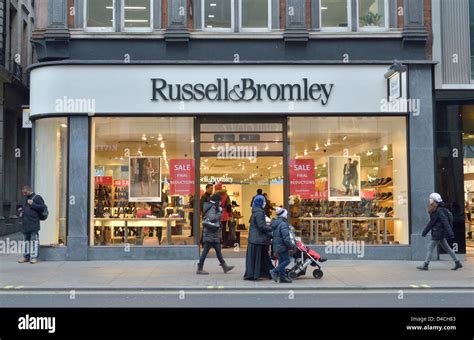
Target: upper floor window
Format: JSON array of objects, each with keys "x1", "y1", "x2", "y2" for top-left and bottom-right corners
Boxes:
[
  {"x1": 202, "y1": 0, "x2": 271, "y2": 32},
  {"x1": 85, "y1": 0, "x2": 116, "y2": 32},
  {"x1": 85, "y1": 0, "x2": 153, "y2": 32},
  {"x1": 320, "y1": 0, "x2": 350, "y2": 31},
  {"x1": 121, "y1": 0, "x2": 153, "y2": 31},
  {"x1": 239, "y1": 0, "x2": 271, "y2": 31},
  {"x1": 203, "y1": 0, "x2": 234, "y2": 30},
  {"x1": 357, "y1": 0, "x2": 388, "y2": 31}
]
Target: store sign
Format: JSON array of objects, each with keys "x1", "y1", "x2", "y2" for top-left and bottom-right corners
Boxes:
[
  {"x1": 170, "y1": 159, "x2": 195, "y2": 195},
  {"x1": 200, "y1": 175, "x2": 233, "y2": 184},
  {"x1": 152, "y1": 78, "x2": 334, "y2": 104},
  {"x1": 22, "y1": 107, "x2": 32, "y2": 128},
  {"x1": 289, "y1": 159, "x2": 315, "y2": 198},
  {"x1": 95, "y1": 176, "x2": 113, "y2": 185},
  {"x1": 31, "y1": 65, "x2": 390, "y2": 115},
  {"x1": 96, "y1": 144, "x2": 118, "y2": 152}
]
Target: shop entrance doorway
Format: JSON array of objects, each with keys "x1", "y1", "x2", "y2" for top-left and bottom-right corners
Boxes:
[
  {"x1": 463, "y1": 106, "x2": 474, "y2": 257},
  {"x1": 199, "y1": 117, "x2": 285, "y2": 255}
]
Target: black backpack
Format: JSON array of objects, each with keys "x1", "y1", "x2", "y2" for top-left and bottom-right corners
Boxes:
[
  {"x1": 32, "y1": 194, "x2": 49, "y2": 221},
  {"x1": 440, "y1": 207, "x2": 454, "y2": 231}
]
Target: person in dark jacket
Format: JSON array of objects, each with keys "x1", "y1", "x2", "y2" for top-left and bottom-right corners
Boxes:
[
  {"x1": 17, "y1": 185, "x2": 45, "y2": 264},
  {"x1": 244, "y1": 196, "x2": 274, "y2": 280},
  {"x1": 269, "y1": 208, "x2": 294, "y2": 283},
  {"x1": 196, "y1": 193, "x2": 234, "y2": 275},
  {"x1": 417, "y1": 193, "x2": 463, "y2": 271},
  {"x1": 250, "y1": 189, "x2": 263, "y2": 207}
]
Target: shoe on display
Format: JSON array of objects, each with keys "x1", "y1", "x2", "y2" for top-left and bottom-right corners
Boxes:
[
  {"x1": 385, "y1": 192, "x2": 393, "y2": 200},
  {"x1": 381, "y1": 177, "x2": 392, "y2": 186}
]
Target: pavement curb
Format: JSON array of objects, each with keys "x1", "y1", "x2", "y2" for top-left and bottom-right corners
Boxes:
[{"x1": 1, "y1": 286, "x2": 473, "y2": 291}]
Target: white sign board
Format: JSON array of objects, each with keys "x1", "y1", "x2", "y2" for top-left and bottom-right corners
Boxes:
[{"x1": 30, "y1": 65, "x2": 390, "y2": 117}]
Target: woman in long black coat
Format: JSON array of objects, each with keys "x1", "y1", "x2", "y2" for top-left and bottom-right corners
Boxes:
[{"x1": 244, "y1": 195, "x2": 274, "y2": 280}]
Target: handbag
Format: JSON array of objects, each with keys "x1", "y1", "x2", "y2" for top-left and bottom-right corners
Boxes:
[{"x1": 202, "y1": 204, "x2": 221, "y2": 232}]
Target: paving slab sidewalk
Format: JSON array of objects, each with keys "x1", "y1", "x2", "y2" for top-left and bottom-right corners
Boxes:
[{"x1": 0, "y1": 254, "x2": 472, "y2": 290}]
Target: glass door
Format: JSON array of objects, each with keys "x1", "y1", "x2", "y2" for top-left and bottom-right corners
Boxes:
[{"x1": 199, "y1": 118, "x2": 284, "y2": 250}]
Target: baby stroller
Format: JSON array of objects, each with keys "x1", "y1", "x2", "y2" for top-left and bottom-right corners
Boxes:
[{"x1": 285, "y1": 228, "x2": 327, "y2": 279}]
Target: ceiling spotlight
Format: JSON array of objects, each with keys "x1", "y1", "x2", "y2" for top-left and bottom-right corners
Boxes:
[
  {"x1": 190, "y1": 139, "x2": 195, "y2": 144},
  {"x1": 342, "y1": 135, "x2": 347, "y2": 141},
  {"x1": 160, "y1": 142, "x2": 165, "y2": 149},
  {"x1": 304, "y1": 149, "x2": 308, "y2": 156},
  {"x1": 157, "y1": 135, "x2": 163, "y2": 141},
  {"x1": 314, "y1": 145, "x2": 320, "y2": 151},
  {"x1": 366, "y1": 150, "x2": 373, "y2": 156},
  {"x1": 323, "y1": 164, "x2": 326, "y2": 168},
  {"x1": 382, "y1": 145, "x2": 388, "y2": 151},
  {"x1": 265, "y1": 144, "x2": 269, "y2": 151},
  {"x1": 326, "y1": 139, "x2": 331, "y2": 146}
]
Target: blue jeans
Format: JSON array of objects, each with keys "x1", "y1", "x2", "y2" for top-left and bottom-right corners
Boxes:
[
  {"x1": 275, "y1": 250, "x2": 291, "y2": 277},
  {"x1": 198, "y1": 241, "x2": 225, "y2": 266},
  {"x1": 22, "y1": 232, "x2": 39, "y2": 260}
]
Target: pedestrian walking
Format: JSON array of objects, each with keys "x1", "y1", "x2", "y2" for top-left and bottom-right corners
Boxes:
[
  {"x1": 244, "y1": 195, "x2": 274, "y2": 280},
  {"x1": 269, "y1": 208, "x2": 294, "y2": 283},
  {"x1": 196, "y1": 193, "x2": 234, "y2": 275},
  {"x1": 417, "y1": 193, "x2": 463, "y2": 271},
  {"x1": 17, "y1": 185, "x2": 47, "y2": 264}
]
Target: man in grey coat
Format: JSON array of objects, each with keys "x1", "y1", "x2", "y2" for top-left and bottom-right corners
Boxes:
[{"x1": 17, "y1": 185, "x2": 46, "y2": 264}]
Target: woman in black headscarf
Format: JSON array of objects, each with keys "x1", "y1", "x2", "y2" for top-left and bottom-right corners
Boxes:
[{"x1": 244, "y1": 195, "x2": 274, "y2": 280}]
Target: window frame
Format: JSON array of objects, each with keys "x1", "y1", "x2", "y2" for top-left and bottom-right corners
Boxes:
[
  {"x1": 319, "y1": 0, "x2": 351, "y2": 32},
  {"x1": 121, "y1": 0, "x2": 154, "y2": 32},
  {"x1": 84, "y1": 0, "x2": 116, "y2": 32},
  {"x1": 201, "y1": 0, "x2": 235, "y2": 32},
  {"x1": 356, "y1": 0, "x2": 389, "y2": 32},
  {"x1": 238, "y1": 0, "x2": 272, "y2": 32}
]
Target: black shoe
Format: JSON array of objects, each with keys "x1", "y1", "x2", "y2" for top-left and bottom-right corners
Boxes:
[
  {"x1": 417, "y1": 263, "x2": 429, "y2": 271},
  {"x1": 196, "y1": 264, "x2": 209, "y2": 275},
  {"x1": 451, "y1": 261, "x2": 463, "y2": 271},
  {"x1": 319, "y1": 257, "x2": 328, "y2": 263},
  {"x1": 221, "y1": 262, "x2": 234, "y2": 273},
  {"x1": 279, "y1": 275, "x2": 292, "y2": 283}
]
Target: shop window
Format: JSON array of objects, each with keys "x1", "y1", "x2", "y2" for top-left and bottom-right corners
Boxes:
[
  {"x1": 122, "y1": 0, "x2": 153, "y2": 31},
  {"x1": 90, "y1": 117, "x2": 195, "y2": 247},
  {"x1": 358, "y1": 0, "x2": 388, "y2": 31},
  {"x1": 470, "y1": 0, "x2": 474, "y2": 79},
  {"x1": 320, "y1": 0, "x2": 350, "y2": 31},
  {"x1": 34, "y1": 118, "x2": 68, "y2": 246},
  {"x1": 239, "y1": 0, "x2": 271, "y2": 31},
  {"x1": 85, "y1": 0, "x2": 116, "y2": 31},
  {"x1": 288, "y1": 116, "x2": 409, "y2": 246},
  {"x1": 203, "y1": 0, "x2": 234, "y2": 31}
]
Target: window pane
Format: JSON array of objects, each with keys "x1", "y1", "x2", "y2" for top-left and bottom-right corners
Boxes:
[
  {"x1": 321, "y1": 0, "x2": 348, "y2": 28},
  {"x1": 35, "y1": 118, "x2": 68, "y2": 246},
  {"x1": 91, "y1": 117, "x2": 195, "y2": 246},
  {"x1": 359, "y1": 0, "x2": 385, "y2": 28},
  {"x1": 241, "y1": 0, "x2": 268, "y2": 28},
  {"x1": 204, "y1": 0, "x2": 232, "y2": 29},
  {"x1": 86, "y1": 0, "x2": 114, "y2": 28},
  {"x1": 124, "y1": 0, "x2": 151, "y2": 28},
  {"x1": 470, "y1": 0, "x2": 474, "y2": 79},
  {"x1": 288, "y1": 117, "x2": 409, "y2": 245}
]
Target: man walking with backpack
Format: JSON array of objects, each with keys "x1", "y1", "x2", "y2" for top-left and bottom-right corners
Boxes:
[
  {"x1": 417, "y1": 193, "x2": 462, "y2": 271},
  {"x1": 17, "y1": 185, "x2": 47, "y2": 264}
]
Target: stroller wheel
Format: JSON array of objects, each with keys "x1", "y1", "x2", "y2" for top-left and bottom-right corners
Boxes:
[
  {"x1": 312, "y1": 269, "x2": 323, "y2": 279},
  {"x1": 288, "y1": 271, "x2": 298, "y2": 280}
]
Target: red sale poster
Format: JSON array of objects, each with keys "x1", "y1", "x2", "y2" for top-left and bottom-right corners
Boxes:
[
  {"x1": 95, "y1": 176, "x2": 113, "y2": 186},
  {"x1": 170, "y1": 159, "x2": 195, "y2": 195},
  {"x1": 289, "y1": 159, "x2": 315, "y2": 198}
]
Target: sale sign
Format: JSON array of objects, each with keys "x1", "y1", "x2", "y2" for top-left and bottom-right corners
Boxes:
[
  {"x1": 170, "y1": 159, "x2": 195, "y2": 195},
  {"x1": 95, "y1": 176, "x2": 113, "y2": 186},
  {"x1": 289, "y1": 159, "x2": 315, "y2": 198},
  {"x1": 114, "y1": 180, "x2": 129, "y2": 187}
]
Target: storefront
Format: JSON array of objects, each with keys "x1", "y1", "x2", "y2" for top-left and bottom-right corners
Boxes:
[{"x1": 29, "y1": 62, "x2": 434, "y2": 261}]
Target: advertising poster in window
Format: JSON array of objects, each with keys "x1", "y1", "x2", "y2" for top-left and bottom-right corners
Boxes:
[
  {"x1": 328, "y1": 156, "x2": 361, "y2": 201},
  {"x1": 169, "y1": 159, "x2": 195, "y2": 196},
  {"x1": 289, "y1": 159, "x2": 315, "y2": 199},
  {"x1": 129, "y1": 156, "x2": 161, "y2": 202}
]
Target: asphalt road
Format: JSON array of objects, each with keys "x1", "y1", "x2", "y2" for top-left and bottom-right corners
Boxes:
[{"x1": 1, "y1": 289, "x2": 473, "y2": 307}]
